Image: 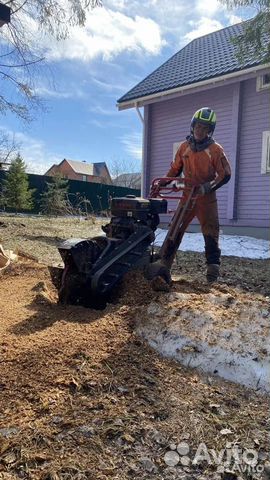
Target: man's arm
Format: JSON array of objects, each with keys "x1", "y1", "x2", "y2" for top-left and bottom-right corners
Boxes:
[
  {"x1": 200, "y1": 146, "x2": 231, "y2": 194},
  {"x1": 211, "y1": 148, "x2": 231, "y2": 191}
]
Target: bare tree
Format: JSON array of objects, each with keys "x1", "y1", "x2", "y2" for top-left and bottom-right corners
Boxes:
[
  {"x1": 0, "y1": 130, "x2": 19, "y2": 169},
  {"x1": 109, "y1": 157, "x2": 141, "y2": 189},
  {"x1": 0, "y1": 0, "x2": 102, "y2": 121}
]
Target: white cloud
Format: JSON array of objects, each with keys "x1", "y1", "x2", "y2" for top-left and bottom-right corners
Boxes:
[
  {"x1": 91, "y1": 77, "x2": 126, "y2": 92},
  {"x1": 195, "y1": 0, "x2": 222, "y2": 16},
  {"x1": 42, "y1": 8, "x2": 165, "y2": 62},
  {"x1": 90, "y1": 73, "x2": 143, "y2": 99},
  {"x1": 5, "y1": 3, "x2": 165, "y2": 65},
  {"x1": 0, "y1": 127, "x2": 62, "y2": 175},
  {"x1": 106, "y1": 0, "x2": 186, "y2": 32},
  {"x1": 89, "y1": 105, "x2": 118, "y2": 116},
  {"x1": 34, "y1": 85, "x2": 86, "y2": 99},
  {"x1": 184, "y1": 17, "x2": 224, "y2": 41},
  {"x1": 89, "y1": 119, "x2": 106, "y2": 128},
  {"x1": 227, "y1": 14, "x2": 243, "y2": 24},
  {"x1": 120, "y1": 131, "x2": 142, "y2": 160}
]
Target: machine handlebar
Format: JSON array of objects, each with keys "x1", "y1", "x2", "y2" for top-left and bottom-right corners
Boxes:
[{"x1": 150, "y1": 177, "x2": 199, "y2": 199}]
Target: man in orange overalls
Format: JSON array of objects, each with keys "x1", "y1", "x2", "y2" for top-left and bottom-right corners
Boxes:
[{"x1": 163, "y1": 107, "x2": 231, "y2": 283}]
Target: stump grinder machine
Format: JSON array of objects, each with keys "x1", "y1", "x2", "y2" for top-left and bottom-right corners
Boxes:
[{"x1": 51, "y1": 180, "x2": 198, "y2": 309}]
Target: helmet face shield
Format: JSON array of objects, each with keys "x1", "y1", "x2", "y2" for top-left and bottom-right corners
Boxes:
[{"x1": 191, "y1": 107, "x2": 216, "y2": 136}]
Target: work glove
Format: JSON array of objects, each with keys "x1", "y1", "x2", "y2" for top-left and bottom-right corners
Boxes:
[
  {"x1": 158, "y1": 178, "x2": 171, "y2": 187},
  {"x1": 199, "y1": 182, "x2": 212, "y2": 195},
  {"x1": 150, "y1": 178, "x2": 171, "y2": 197}
]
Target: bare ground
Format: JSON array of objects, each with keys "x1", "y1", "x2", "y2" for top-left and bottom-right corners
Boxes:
[
  {"x1": 0, "y1": 215, "x2": 269, "y2": 480},
  {"x1": 0, "y1": 215, "x2": 105, "y2": 265}
]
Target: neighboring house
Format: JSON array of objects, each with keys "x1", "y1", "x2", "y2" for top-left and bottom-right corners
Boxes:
[
  {"x1": 117, "y1": 21, "x2": 270, "y2": 239},
  {"x1": 45, "y1": 159, "x2": 112, "y2": 185},
  {"x1": 0, "y1": 161, "x2": 11, "y2": 171},
  {"x1": 113, "y1": 172, "x2": 141, "y2": 189}
]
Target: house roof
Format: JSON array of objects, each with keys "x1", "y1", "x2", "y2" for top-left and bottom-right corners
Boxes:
[
  {"x1": 64, "y1": 159, "x2": 94, "y2": 175},
  {"x1": 118, "y1": 21, "x2": 267, "y2": 105},
  {"x1": 62, "y1": 159, "x2": 110, "y2": 177}
]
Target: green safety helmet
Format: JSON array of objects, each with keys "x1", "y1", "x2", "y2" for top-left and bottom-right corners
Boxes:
[{"x1": 191, "y1": 107, "x2": 216, "y2": 136}]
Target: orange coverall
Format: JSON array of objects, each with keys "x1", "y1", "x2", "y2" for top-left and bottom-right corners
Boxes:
[{"x1": 167, "y1": 140, "x2": 231, "y2": 265}]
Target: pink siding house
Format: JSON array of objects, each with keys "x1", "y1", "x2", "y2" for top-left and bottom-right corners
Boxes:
[{"x1": 117, "y1": 22, "x2": 270, "y2": 239}]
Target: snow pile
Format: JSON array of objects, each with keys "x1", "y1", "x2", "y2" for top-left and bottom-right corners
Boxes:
[
  {"x1": 154, "y1": 230, "x2": 270, "y2": 259},
  {"x1": 136, "y1": 286, "x2": 270, "y2": 393}
]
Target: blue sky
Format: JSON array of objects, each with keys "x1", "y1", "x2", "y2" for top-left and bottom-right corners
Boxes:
[{"x1": 0, "y1": 0, "x2": 254, "y2": 176}]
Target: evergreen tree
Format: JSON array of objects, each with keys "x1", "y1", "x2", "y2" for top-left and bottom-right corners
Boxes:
[
  {"x1": 3, "y1": 154, "x2": 34, "y2": 211},
  {"x1": 40, "y1": 174, "x2": 70, "y2": 215}
]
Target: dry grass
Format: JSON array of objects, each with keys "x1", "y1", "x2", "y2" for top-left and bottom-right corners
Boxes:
[{"x1": 0, "y1": 214, "x2": 104, "y2": 265}]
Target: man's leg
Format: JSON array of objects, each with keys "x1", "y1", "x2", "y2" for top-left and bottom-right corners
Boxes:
[{"x1": 196, "y1": 196, "x2": 221, "y2": 282}]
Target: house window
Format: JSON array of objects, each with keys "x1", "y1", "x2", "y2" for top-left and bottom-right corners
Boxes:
[
  {"x1": 256, "y1": 73, "x2": 270, "y2": 92},
  {"x1": 173, "y1": 142, "x2": 180, "y2": 159},
  {"x1": 261, "y1": 131, "x2": 270, "y2": 174},
  {"x1": 172, "y1": 142, "x2": 184, "y2": 178},
  {"x1": 82, "y1": 175, "x2": 87, "y2": 181}
]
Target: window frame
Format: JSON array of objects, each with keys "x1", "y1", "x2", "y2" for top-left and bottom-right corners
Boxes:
[
  {"x1": 256, "y1": 73, "x2": 270, "y2": 92},
  {"x1": 173, "y1": 142, "x2": 180, "y2": 160},
  {"x1": 261, "y1": 131, "x2": 270, "y2": 174}
]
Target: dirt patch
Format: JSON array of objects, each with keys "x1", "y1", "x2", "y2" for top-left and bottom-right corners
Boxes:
[{"x1": 172, "y1": 250, "x2": 270, "y2": 297}]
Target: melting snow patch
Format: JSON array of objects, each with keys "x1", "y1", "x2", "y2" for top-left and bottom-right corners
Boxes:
[
  {"x1": 136, "y1": 289, "x2": 270, "y2": 394},
  {"x1": 154, "y1": 230, "x2": 270, "y2": 259}
]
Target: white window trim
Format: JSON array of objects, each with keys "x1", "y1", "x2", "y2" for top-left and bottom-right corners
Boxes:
[
  {"x1": 261, "y1": 131, "x2": 270, "y2": 174},
  {"x1": 172, "y1": 142, "x2": 185, "y2": 178},
  {"x1": 173, "y1": 142, "x2": 181, "y2": 159},
  {"x1": 256, "y1": 74, "x2": 270, "y2": 92}
]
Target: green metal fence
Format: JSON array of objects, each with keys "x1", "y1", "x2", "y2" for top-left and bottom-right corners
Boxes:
[{"x1": 0, "y1": 171, "x2": 141, "y2": 214}]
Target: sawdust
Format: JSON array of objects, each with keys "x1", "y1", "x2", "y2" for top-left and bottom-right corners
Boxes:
[
  {"x1": 0, "y1": 215, "x2": 269, "y2": 479},
  {"x1": 0, "y1": 259, "x2": 269, "y2": 479}
]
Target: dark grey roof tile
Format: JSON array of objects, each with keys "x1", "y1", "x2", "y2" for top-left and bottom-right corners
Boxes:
[{"x1": 118, "y1": 21, "x2": 267, "y2": 104}]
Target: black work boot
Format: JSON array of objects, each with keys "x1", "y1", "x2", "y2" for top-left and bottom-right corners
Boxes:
[{"x1": 206, "y1": 264, "x2": 220, "y2": 284}]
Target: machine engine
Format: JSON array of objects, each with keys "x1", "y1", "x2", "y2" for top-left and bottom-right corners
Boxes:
[{"x1": 56, "y1": 195, "x2": 167, "y2": 309}]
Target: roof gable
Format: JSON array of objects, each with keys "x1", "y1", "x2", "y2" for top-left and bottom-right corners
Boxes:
[
  {"x1": 64, "y1": 159, "x2": 94, "y2": 175},
  {"x1": 93, "y1": 162, "x2": 107, "y2": 175},
  {"x1": 118, "y1": 21, "x2": 268, "y2": 104}
]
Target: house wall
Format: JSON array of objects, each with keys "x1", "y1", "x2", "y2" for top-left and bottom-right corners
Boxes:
[
  {"x1": 56, "y1": 161, "x2": 81, "y2": 181},
  {"x1": 95, "y1": 165, "x2": 112, "y2": 184},
  {"x1": 236, "y1": 78, "x2": 270, "y2": 227},
  {"x1": 144, "y1": 77, "x2": 270, "y2": 231}
]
